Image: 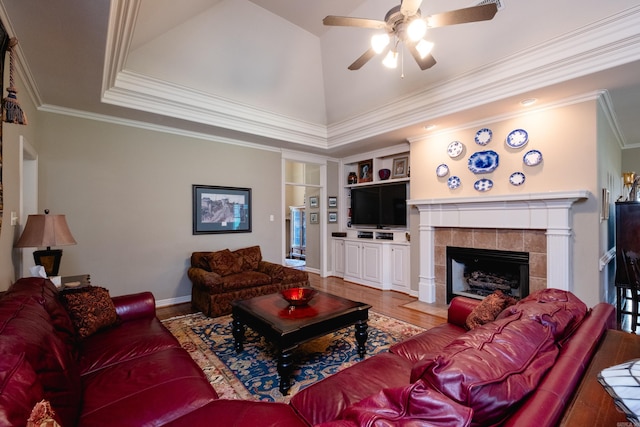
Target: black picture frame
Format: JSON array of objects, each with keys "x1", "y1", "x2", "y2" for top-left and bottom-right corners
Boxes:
[{"x1": 193, "y1": 185, "x2": 251, "y2": 234}]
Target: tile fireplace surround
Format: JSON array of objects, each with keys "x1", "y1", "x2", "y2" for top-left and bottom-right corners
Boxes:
[{"x1": 410, "y1": 191, "x2": 590, "y2": 304}]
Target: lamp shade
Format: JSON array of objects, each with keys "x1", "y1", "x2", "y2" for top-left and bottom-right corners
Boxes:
[{"x1": 15, "y1": 213, "x2": 77, "y2": 248}]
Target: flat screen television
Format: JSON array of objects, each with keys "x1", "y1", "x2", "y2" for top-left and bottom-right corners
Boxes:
[{"x1": 351, "y1": 183, "x2": 407, "y2": 228}]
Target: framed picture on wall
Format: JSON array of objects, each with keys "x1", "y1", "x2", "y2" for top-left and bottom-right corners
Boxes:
[
  {"x1": 392, "y1": 157, "x2": 409, "y2": 179},
  {"x1": 309, "y1": 212, "x2": 319, "y2": 224},
  {"x1": 309, "y1": 196, "x2": 319, "y2": 208},
  {"x1": 192, "y1": 185, "x2": 252, "y2": 234},
  {"x1": 328, "y1": 211, "x2": 338, "y2": 223},
  {"x1": 328, "y1": 196, "x2": 337, "y2": 208},
  {"x1": 358, "y1": 160, "x2": 373, "y2": 183}
]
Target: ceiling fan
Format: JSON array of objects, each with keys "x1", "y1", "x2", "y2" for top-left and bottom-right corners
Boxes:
[{"x1": 323, "y1": 0, "x2": 499, "y2": 71}]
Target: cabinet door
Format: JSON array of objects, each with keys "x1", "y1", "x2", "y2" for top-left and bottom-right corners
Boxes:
[
  {"x1": 333, "y1": 239, "x2": 345, "y2": 276},
  {"x1": 391, "y1": 244, "x2": 409, "y2": 290},
  {"x1": 344, "y1": 241, "x2": 361, "y2": 278},
  {"x1": 361, "y1": 243, "x2": 382, "y2": 283}
]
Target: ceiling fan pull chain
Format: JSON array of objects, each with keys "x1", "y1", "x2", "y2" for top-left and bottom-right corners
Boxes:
[{"x1": 401, "y1": 48, "x2": 405, "y2": 78}]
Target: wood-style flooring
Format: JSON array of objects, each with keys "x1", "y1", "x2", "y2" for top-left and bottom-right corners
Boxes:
[{"x1": 156, "y1": 273, "x2": 448, "y2": 330}]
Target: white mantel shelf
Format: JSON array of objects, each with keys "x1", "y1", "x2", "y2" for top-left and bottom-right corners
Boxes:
[{"x1": 409, "y1": 190, "x2": 591, "y2": 303}]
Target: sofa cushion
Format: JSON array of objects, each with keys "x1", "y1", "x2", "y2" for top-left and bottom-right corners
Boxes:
[
  {"x1": 233, "y1": 246, "x2": 262, "y2": 271},
  {"x1": 465, "y1": 290, "x2": 517, "y2": 330},
  {"x1": 221, "y1": 271, "x2": 273, "y2": 291},
  {"x1": 413, "y1": 315, "x2": 559, "y2": 426},
  {"x1": 324, "y1": 380, "x2": 473, "y2": 427},
  {"x1": 496, "y1": 288, "x2": 588, "y2": 341},
  {"x1": 389, "y1": 323, "x2": 466, "y2": 364},
  {"x1": 0, "y1": 353, "x2": 44, "y2": 427},
  {"x1": 208, "y1": 249, "x2": 244, "y2": 276},
  {"x1": 290, "y1": 352, "x2": 414, "y2": 426},
  {"x1": 60, "y1": 286, "x2": 118, "y2": 339}
]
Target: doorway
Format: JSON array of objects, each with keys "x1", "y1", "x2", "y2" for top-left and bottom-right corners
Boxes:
[{"x1": 283, "y1": 159, "x2": 325, "y2": 274}]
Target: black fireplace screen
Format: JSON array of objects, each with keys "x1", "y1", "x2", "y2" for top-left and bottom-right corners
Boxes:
[{"x1": 446, "y1": 246, "x2": 529, "y2": 303}]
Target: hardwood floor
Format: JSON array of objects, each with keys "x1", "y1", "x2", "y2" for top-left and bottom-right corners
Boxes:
[{"x1": 156, "y1": 273, "x2": 448, "y2": 330}]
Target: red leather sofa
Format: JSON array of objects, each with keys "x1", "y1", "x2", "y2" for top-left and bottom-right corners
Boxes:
[{"x1": 0, "y1": 276, "x2": 615, "y2": 427}]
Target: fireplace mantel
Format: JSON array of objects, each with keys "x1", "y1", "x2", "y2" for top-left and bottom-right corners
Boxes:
[{"x1": 409, "y1": 191, "x2": 590, "y2": 303}]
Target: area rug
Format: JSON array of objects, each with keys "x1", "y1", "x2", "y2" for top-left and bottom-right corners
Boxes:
[{"x1": 162, "y1": 311, "x2": 425, "y2": 403}]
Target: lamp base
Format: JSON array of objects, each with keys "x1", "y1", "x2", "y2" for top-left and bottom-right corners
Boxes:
[{"x1": 33, "y1": 249, "x2": 63, "y2": 277}]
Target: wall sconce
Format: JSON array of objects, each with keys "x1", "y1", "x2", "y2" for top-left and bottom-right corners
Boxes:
[{"x1": 14, "y1": 209, "x2": 76, "y2": 276}]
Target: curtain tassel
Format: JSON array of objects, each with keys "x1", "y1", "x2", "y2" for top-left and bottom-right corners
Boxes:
[{"x1": 3, "y1": 37, "x2": 27, "y2": 125}]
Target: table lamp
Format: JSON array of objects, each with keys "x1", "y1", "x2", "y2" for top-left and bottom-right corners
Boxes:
[{"x1": 14, "y1": 209, "x2": 77, "y2": 276}]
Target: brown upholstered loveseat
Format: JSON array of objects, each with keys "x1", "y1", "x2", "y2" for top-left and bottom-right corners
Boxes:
[{"x1": 188, "y1": 246, "x2": 309, "y2": 317}]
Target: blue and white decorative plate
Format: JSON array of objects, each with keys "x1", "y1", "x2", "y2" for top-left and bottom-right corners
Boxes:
[
  {"x1": 468, "y1": 150, "x2": 499, "y2": 174},
  {"x1": 475, "y1": 128, "x2": 492, "y2": 145},
  {"x1": 509, "y1": 172, "x2": 526, "y2": 186},
  {"x1": 447, "y1": 176, "x2": 461, "y2": 189},
  {"x1": 523, "y1": 149, "x2": 543, "y2": 166},
  {"x1": 506, "y1": 129, "x2": 529, "y2": 148},
  {"x1": 436, "y1": 164, "x2": 449, "y2": 177},
  {"x1": 474, "y1": 178, "x2": 493, "y2": 192},
  {"x1": 447, "y1": 141, "x2": 464, "y2": 158}
]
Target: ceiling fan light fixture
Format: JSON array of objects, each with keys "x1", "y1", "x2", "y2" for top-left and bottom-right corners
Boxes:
[
  {"x1": 415, "y1": 39, "x2": 434, "y2": 58},
  {"x1": 407, "y1": 18, "x2": 427, "y2": 41},
  {"x1": 382, "y1": 50, "x2": 399, "y2": 68},
  {"x1": 371, "y1": 33, "x2": 390, "y2": 54}
]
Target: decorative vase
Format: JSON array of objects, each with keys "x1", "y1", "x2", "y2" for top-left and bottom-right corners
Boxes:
[
  {"x1": 348, "y1": 172, "x2": 358, "y2": 184},
  {"x1": 378, "y1": 169, "x2": 391, "y2": 180}
]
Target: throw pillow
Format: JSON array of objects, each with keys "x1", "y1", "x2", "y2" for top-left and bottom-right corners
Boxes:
[
  {"x1": 207, "y1": 249, "x2": 243, "y2": 276},
  {"x1": 27, "y1": 400, "x2": 62, "y2": 427},
  {"x1": 465, "y1": 290, "x2": 517, "y2": 330},
  {"x1": 233, "y1": 246, "x2": 262, "y2": 271},
  {"x1": 598, "y1": 358, "x2": 640, "y2": 426},
  {"x1": 60, "y1": 286, "x2": 118, "y2": 338}
]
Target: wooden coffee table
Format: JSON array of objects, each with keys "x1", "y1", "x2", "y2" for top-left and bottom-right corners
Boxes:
[{"x1": 231, "y1": 290, "x2": 371, "y2": 395}]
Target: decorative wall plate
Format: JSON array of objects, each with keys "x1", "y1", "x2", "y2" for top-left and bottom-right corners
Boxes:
[
  {"x1": 468, "y1": 150, "x2": 499, "y2": 174},
  {"x1": 506, "y1": 129, "x2": 529, "y2": 148},
  {"x1": 475, "y1": 128, "x2": 492, "y2": 145},
  {"x1": 447, "y1": 176, "x2": 461, "y2": 189},
  {"x1": 509, "y1": 172, "x2": 526, "y2": 186},
  {"x1": 436, "y1": 164, "x2": 449, "y2": 177},
  {"x1": 474, "y1": 178, "x2": 493, "y2": 192},
  {"x1": 447, "y1": 141, "x2": 464, "y2": 158},
  {"x1": 523, "y1": 149, "x2": 543, "y2": 166}
]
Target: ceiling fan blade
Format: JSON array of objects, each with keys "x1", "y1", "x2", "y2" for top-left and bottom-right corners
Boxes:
[
  {"x1": 323, "y1": 15, "x2": 387, "y2": 30},
  {"x1": 408, "y1": 45, "x2": 437, "y2": 70},
  {"x1": 348, "y1": 48, "x2": 377, "y2": 70},
  {"x1": 400, "y1": 0, "x2": 423, "y2": 17},
  {"x1": 427, "y1": 3, "x2": 498, "y2": 28}
]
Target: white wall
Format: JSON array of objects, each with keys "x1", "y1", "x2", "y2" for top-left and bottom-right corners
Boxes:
[{"x1": 32, "y1": 112, "x2": 284, "y2": 302}]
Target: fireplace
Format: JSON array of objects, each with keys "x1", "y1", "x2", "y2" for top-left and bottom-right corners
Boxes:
[{"x1": 446, "y1": 246, "x2": 529, "y2": 303}]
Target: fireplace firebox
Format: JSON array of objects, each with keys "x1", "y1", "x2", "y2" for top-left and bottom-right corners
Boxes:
[{"x1": 446, "y1": 246, "x2": 529, "y2": 303}]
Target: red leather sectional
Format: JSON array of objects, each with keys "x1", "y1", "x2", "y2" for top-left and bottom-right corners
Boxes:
[{"x1": 0, "y1": 278, "x2": 615, "y2": 427}]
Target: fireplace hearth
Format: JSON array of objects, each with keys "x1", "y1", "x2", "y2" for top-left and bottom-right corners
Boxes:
[{"x1": 446, "y1": 246, "x2": 529, "y2": 303}]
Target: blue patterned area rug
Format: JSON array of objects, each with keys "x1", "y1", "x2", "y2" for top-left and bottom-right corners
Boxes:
[{"x1": 162, "y1": 311, "x2": 424, "y2": 403}]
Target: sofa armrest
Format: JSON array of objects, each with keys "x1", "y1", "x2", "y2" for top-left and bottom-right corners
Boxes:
[
  {"x1": 188, "y1": 267, "x2": 223, "y2": 288},
  {"x1": 112, "y1": 291, "x2": 156, "y2": 322},
  {"x1": 447, "y1": 296, "x2": 481, "y2": 328}
]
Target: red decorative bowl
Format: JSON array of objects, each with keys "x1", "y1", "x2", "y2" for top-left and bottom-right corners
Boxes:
[
  {"x1": 280, "y1": 287, "x2": 318, "y2": 306},
  {"x1": 378, "y1": 168, "x2": 391, "y2": 180}
]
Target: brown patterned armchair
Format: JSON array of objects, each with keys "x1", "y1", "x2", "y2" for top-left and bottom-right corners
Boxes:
[{"x1": 188, "y1": 246, "x2": 309, "y2": 317}]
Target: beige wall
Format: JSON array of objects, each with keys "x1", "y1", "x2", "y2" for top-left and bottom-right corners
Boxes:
[
  {"x1": 26, "y1": 112, "x2": 283, "y2": 302},
  {"x1": 410, "y1": 100, "x2": 607, "y2": 307}
]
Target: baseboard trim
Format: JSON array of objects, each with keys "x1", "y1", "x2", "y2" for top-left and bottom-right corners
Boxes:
[{"x1": 156, "y1": 295, "x2": 191, "y2": 308}]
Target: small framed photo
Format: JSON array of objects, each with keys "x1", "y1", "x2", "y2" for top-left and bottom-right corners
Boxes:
[
  {"x1": 358, "y1": 160, "x2": 373, "y2": 183},
  {"x1": 309, "y1": 212, "x2": 319, "y2": 224},
  {"x1": 328, "y1": 211, "x2": 338, "y2": 223},
  {"x1": 392, "y1": 156, "x2": 409, "y2": 179},
  {"x1": 192, "y1": 185, "x2": 251, "y2": 234},
  {"x1": 309, "y1": 196, "x2": 319, "y2": 208},
  {"x1": 328, "y1": 196, "x2": 337, "y2": 208}
]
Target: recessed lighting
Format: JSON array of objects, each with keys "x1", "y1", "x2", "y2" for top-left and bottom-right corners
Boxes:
[
  {"x1": 520, "y1": 98, "x2": 537, "y2": 107},
  {"x1": 424, "y1": 124, "x2": 436, "y2": 130}
]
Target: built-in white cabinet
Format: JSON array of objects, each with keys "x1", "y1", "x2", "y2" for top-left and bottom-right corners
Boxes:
[
  {"x1": 390, "y1": 244, "x2": 410, "y2": 292},
  {"x1": 335, "y1": 238, "x2": 410, "y2": 292},
  {"x1": 332, "y1": 238, "x2": 345, "y2": 276}
]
